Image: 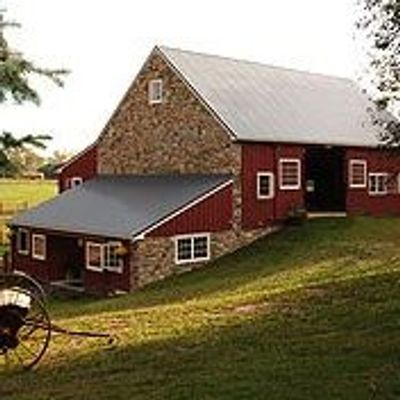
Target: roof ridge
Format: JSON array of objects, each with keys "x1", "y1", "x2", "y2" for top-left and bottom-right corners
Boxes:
[{"x1": 157, "y1": 45, "x2": 354, "y2": 83}]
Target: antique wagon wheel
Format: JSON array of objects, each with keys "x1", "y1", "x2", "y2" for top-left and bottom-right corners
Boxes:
[
  {"x1": 0, "y1": 285, "x2": 51, "y2": 372},
  {"x1": 0, "y1": 271, "x2": 47, "y2": 304}
]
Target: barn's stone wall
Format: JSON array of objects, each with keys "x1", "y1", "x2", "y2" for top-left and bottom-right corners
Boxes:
[
  {"x1": 98, "y1": 52, "x2": 239, "y2": 176},
  {"x1": 98, "y1": 51, "x2": 243, "y2": 229},
  {"x1": 131, "y1": 227, "x2": 276, "y2": 289},
  {"x1": 97, "y1": 50, "x2": 274, "y2": 290}
]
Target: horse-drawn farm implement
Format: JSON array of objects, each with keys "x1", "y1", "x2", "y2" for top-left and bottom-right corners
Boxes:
[{"x1": 0, "y1": 271, "x2": 111, "y2": 373}]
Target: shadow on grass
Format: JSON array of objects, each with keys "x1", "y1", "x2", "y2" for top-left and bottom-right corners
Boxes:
[{"x1": 4, "y1": 269, "x2": 400, "y2": 400}]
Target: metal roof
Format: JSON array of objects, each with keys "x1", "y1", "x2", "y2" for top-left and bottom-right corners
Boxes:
[
  {"x1": 10, "y1": 175, "x2": 232, "y2": 239},
  {"x1": 158, "y1": 46, "x2": 385, "y2": 147}
]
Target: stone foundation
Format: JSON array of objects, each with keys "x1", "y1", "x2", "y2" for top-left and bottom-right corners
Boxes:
[{"x1": 131, "y1": 226, "x2": 276, "y2": 290}]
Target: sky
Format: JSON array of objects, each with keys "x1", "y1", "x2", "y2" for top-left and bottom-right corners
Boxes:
[{"x1": 1, "y1": 0, "x2": 365, "y2": 154}]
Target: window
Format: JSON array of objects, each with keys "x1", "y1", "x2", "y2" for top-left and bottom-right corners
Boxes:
[
  {"x1": 257, "y1": 172, "x2": 274, "y2": 199},
  {"x1": 17, "y1": 228, "x2": 29, "y2": 255},
  {"x1": 148, "y1": 79, "x2": 163, "y2": 104},
  {"x1": 280, "y1": 159, "x2": 301, "y2": 190},
  {"x1": 104, "y1": 242, "x2": 123, "y2": 273},
  {"x1": 175, "y1": 234, "x2": 210, "y2": 264},
  {"x1": 32, "y1": 234, "x2": 46, "y2": 260},
  {"x1": 86, "y1": 242, "x2": 123, "y2": 273},
  {"x1": 349, "y1": 160, "x2": 367, "y2": 188},
  {"x1": 386, "y1": 174, "x2": 397, "y2": 194},
  {"x1": 86, "y1": 242, "x2": 103, "y2": 271},
  {"x1": 70, "y1": 177, "x2": 83, "y2": 188},
  {"x1": 369, "y1": 173, "x2": 388, "y2": 196}
]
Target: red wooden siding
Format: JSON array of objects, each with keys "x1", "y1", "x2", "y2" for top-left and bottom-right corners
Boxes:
[
  {"x1": 11, "y1": 229, "x2": 131, "y2": 293},
  {"x1": 12, "y1": 231, "x2": 79, "y2": 282},
  {"x1": 58, "y1": 144, "x2": 97, "y2": 192},
  {"x1": 346, "y1": 148, "x2": 400, "y2": 216},
  {"x1": 241, "y1": 143, "x2": 304, "y2": 229},
  {"x1": 148, "y1": 183, "x2": 233, "y2": 237}
]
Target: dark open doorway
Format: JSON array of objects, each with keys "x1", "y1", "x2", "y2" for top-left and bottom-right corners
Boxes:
[{"x1": 305, "y1": 146, "x2": 346, "y2": 212}]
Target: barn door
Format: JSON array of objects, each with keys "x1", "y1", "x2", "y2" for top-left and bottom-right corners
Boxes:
[{"x1": 305, "y1": 147, "x2": 346, "y2": 212}]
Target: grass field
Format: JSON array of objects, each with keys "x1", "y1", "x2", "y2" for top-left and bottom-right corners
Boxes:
[
  {"x1": 0, "y1": 179, "x2": 57, "y2": 246},
  {"x1": 2, "y1": 217, "x2": 400, "y2": 399},
  {"x1": 0, "y1": 179, "x2": 57, "y2": 204}
]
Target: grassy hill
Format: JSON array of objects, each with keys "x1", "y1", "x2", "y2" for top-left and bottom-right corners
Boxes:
[{"x1": 2, "y1": 217, "x2": 400, "y2": 400}]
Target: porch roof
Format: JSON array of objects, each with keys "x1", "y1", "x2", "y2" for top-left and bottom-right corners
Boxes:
[{"x1": 10, "y1": 174, "x2": 232, "y2": 239}]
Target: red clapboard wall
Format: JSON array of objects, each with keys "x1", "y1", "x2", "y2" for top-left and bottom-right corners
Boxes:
[
  {"x1": 346, "y1": 147, "x2": 400, "y2": 216},
  {"x1": 241, "y1": 143, "x2": 305, "y2": 229},
  {"x1": 58, "y1": 144, "x2": 97, "y2": 192},
  {"x1": 148, "y1": 183, "x2": 233, "y2": 237}
]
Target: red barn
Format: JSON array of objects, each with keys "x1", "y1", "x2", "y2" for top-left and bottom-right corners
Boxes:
[{"x1": 9, "y1": 46, "x2": 400, "y2": 294}]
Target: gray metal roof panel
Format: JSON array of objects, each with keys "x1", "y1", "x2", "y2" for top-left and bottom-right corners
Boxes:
[
  {"x1": 159, "y1": 46, "x2": 385, "y2": 147},
  {"x1": 10, "y1": 175, "x2": 232, "y2": 239}
]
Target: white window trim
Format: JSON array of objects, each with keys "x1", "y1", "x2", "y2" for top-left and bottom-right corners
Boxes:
[
  {"x1": 397, "y1": 173, "x2": 400, "y2": 194},
  {"x1": 86, "y1": 241, "x2": 124, "y2": 273},
  {"x1": 17, "y1": 228, "x2": 29, "y2": 255},
  {"x1": 148, "y1": 79, "x2": 163, "y2": 104},
  {"x1": 86, "y1": 241, "x2": 103, "y2": 272},
  {"x1": 32, "y1": 234, "x2": 46, "y2": 261},
  {"x1": 70, "y1": 176, "x2": 83, "y2": 188},
  {"x1": 103, "y1": 241, "x2": 123, "y2": 274},
  {"x1": 349, "y1": 159, "x2": 368, "y2": 189},
  {"x1": 174, "y1": 233, "x2": 210, "y2": 265},
  {"x1": 279, "y1": 158, "x2": 302, "y2": 190},
  {"x1": 368, "y1": 172, "x2": 388, "y2": 196},
  {"x1": 257, "y1": 172, "x2": 275, "y2": 200}
]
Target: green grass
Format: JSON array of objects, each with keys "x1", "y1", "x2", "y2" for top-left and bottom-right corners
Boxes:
[
  {"x1": 0, "y1": 245, "x2": 7, "y2": 257},
  {"x1": 2, "y1": 217, "x2": 400, "y2": 399},
  {"x1": 0, "y1": 179, "x2": 57, "y2": 205},
  {"x1": 0, "y1": 179, "x2": 57, "y2": 246}
]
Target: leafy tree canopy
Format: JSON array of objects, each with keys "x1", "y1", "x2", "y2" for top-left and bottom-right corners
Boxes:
[
  {"x1": 357, "y1": 0, "x2": 400, "y2": 146},
  {"x1": 0, "y1": 9, "x2": 67, "y2": 104},
  {"x1": 0, "y1": 9, "x2": 68, "y2": 175}
]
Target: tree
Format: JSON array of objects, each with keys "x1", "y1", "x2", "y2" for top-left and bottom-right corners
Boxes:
[
  {"x1": 0, "y1": 9, "x2": 67, "y2": 104},
  {"x1": 0, "y1": 132, "x2": 51, "y2": 177},
  {"x1": 357, "y1": 0, "x2": 400, "y2": 147},
  {"x1": 0, "y1": 8, "x2": 68, "y2": 175}
]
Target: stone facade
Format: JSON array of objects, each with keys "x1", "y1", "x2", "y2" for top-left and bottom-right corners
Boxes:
[
  {"x1": 98, "y1": 51, "x2": 243, "y2": 230},
  {"x1": 97, "y1": 49, "x2": 274, "y2": 289},
  {"x1": 131, "y1": 227, "x2": 275, "y2": 289},
  {"x1": 98, "y1": 52, "x2": 239, "y2": 177}
]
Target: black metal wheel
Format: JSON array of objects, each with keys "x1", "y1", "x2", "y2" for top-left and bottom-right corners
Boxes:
[
  {"x1": 0, "y1": 286, "x2": 51, "y2": 373},
  {"x1": 0, "y1": 271, "x2": 47, "y2": 304}
]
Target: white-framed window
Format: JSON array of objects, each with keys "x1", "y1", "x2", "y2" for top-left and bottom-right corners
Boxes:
[
  {"x1": 148, "y1": 79, "x2": 163, "y2": 104},
  {"x1": 32, "y1": 234, "x2": 46, "y2": 261},
  {"x1": 104, "y1": 242, "x2": 123, "y2": 273},
  {"x1": 16, "y1": 228, "x2": 29, "y2": 255},
  {"x1": 86, "y1": 242, "x2": 103, "y2": 272},
  {"x1": 175, "y1": 234, "x2": 210, "y2": 264},
  {"x1": 349, "y1": 159, "x2": 367, "y2": 188},
  {"x1": 70, "y1": 177, "x2": 83, "y2": 188},
  {"x1": 257, "y1": 172, "x2": 275, "y2": 199},
  {"x1": 369, "y1": 173, "x2": 388, "y2": 196},
  {"x1": 279, "y1": 159, "x2": 301, "y2": 190},
  {"x1": 86, "y1": 241, "x2": 124, "y2": 273}
]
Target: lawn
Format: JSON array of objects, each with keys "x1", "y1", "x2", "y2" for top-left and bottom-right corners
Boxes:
[
  {"x1": 2, "y1": 217, "x2": 400, "y2": 400},
  {"x1": 0, "y1": 179, "x2": 57, "y2": 204}
]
